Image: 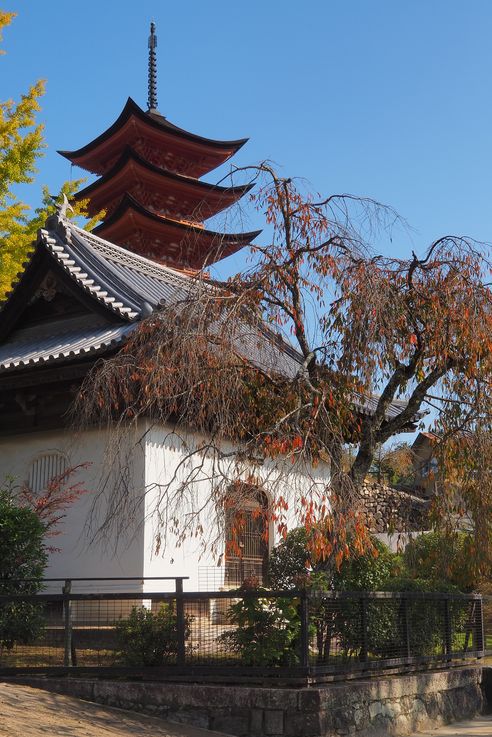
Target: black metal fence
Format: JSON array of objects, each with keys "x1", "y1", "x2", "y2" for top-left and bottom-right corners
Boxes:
[
  {"x1": 0, "y1": 581, "x2": 484, "y2": 681},
  {"x1": 483, "y1": 595, "x2": 492, "y2": 657}
]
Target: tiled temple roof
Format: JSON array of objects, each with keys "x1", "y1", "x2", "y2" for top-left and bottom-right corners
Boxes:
[
  {"x1": 37, "y1": 216, "x2": 195, "y2": 320},
  {"x1": 0, "y1": 214, "x2": 299, "y2": 378},
  {"x1": 0, "y1": 214, "x2": 425, "y2": 427},
  {"x1": 0, "y1": 315, "x2": 133, "y2": 372}
]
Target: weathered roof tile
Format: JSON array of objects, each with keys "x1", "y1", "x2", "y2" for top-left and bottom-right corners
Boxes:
[{"x1": 0, "y1": 315, "x2": 134, "y2": 373}]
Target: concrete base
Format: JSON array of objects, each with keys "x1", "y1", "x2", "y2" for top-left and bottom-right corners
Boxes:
[
  {"x1": 480, "y1": 666, "x2": 492, "y2": 713},
  {"x1": 7, "y1": 667, "x2": 483, "y2": 737}
]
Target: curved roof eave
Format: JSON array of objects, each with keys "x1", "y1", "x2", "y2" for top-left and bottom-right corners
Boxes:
[
  {"x1": 92, "y1": 193, "x2": 262, "y2": 244},
  {"x1": 58, "y1": 97, "x2": 248, "y2": 163},
  {"x1": 74, "y1": 146, "x2": 254, "y2": 203}
]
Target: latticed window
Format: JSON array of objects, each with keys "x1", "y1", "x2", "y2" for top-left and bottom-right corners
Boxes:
[
  {"x1": 27, "y1": 453, "x2": 66, "y2": 493},
  {"x1": 225, "y1": 488, "x2": 269, "y2": 587}
]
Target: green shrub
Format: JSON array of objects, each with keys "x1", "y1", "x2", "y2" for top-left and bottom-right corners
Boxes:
[
  {"x1": 402, "y1": 531, "x2": 475, "y2": 591},
  {"x1": 115, "y1": 603, "x2": 191, "y2": 666},
  {"x1": 334, "y1": 538, "x2": 401, "y2": 591},
  {"x1": 0, "y1": 602, "x2": 45, "y2": 651},
  {"x1": 267, "y1": 528, "x2": 311, "y2": 589},
  {"x1": 0, "y1": 488, "x2": 47, "y2": 652},
  {"x1": 262, "y1": 529, "x2": 472, "y2": 665},
  {"x1": 381, "y1": 577, "x2": 468, "y2": 655},
  {"x1": 219, "y1": 590, "x2": 303, "y2": 666}
]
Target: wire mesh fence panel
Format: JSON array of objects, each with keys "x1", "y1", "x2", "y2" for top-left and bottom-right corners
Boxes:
[
  {"x1": 0, "y1": 587, "x2": 484, "y2": 676},
  {"x1": 198, "y1": 562, "x2": 265, "y2": 591},
  {"x1": 0, "y1": 600, "x2": 63, "y2": 668},
  {"x1": 185, "y1": 596, "x2": 237, "y2": 665},
  {"x1": 0, "y1": 595, "x2": 178, "y2": 669},
  {"x1": 308, "y1": 595, "x2": 405, "y2": 668},
  {"x1": 307, "y1": 592, "x2": 484, "y2": 673}
]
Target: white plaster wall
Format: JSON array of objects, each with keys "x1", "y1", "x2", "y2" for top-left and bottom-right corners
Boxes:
[
  {"x1": 0, "y1": 427, "x2": 145, "y2": 594},
  {"x1": 142, "y1": 421, "x2": 331, "y2": 592},
  {"x1": 0, "y1": 420, "x2": 330, "y2": 596},
  {"x1": 376, "y1": 530, "x2": 430, "y2": 553}
]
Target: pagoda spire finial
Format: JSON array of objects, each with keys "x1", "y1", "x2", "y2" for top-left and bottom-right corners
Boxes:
[{"x1": 147, "y1": 21, "x2": 158, "y2": 112}]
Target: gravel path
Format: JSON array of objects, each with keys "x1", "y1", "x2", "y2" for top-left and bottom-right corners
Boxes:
[{"x1": 0, "y1": 683, "x2": 228, "y2": 737}]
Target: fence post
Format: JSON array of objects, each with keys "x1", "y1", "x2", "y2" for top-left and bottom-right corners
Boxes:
[
  {"x1": 360, "y1": 595, "x2": 368, "y2": 663},
  {"x1": 62, "y1": 579, "x2": 73, "y2": 667},
  {"x1": 300, "y1": 590, "x2": 310, "y2": 668},
  {"x1": 175, "y1": 578, "x2": 186, "y2": 666},
  {"x1": 475, "y1": 596, "x2": 484, "y2": 655},
  {"x1": 402, "y1": 596, "x2": 411, "y2": 660},
  {"x1": 444, "y1": 597, "x2": 452, "y2": 659}
]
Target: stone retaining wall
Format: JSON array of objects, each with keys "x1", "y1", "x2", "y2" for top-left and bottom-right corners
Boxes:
[
  {"x1": 361, "y1": 482, "x2": 429, "y2": 533},
  {"x1": 10, "y1": 666, "x2": 482, "y2": 736}
]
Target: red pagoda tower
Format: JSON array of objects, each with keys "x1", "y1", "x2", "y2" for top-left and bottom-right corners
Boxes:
[{"x1": 59, "y1": 23, "x2": 260, "y2": 271}]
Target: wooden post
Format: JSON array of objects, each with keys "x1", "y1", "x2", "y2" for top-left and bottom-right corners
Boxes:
[
  {"x1": 475, "y1": 597, "x2": 484, "y2": 655},
  {"x1": 175, "y1": 578, "x2": 186, "y2": 666},
  {"x1": 63, "y1": 579, "x2": 73, "y2": 667},
  {"x1": 360, "y1": 596, "x2": 368, "y2": 663},
  {"x1": 402, "y1": 597, "x2": 411, "y2": 659},
  {"x1": 299, "y1": 590, "x2": 310, "y2": 668},
  {"x1": 444, "y1": 598, "x2": 452, "y2": 659}
]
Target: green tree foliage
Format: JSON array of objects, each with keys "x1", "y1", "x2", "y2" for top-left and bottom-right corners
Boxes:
[
  {"x1": 0, "y1": 486, "x2": 47, "y2": 651},
  {"x1": 267, "y1": 527, "x2": 400, "y2": 591},
  {"x1": 0, "y1": 12, "x2": 101, "y2": 298},
  {"x1": 0, "y1": 11, "x2": 44, "y2": 295},
  {"x1": 267, "y1": 528, "x2": 311, "y2": 589},
  {"x1": 369, "y1": 442, "x2": 415, "y2": 486},
  {"x1": 402, "y1": 531, "x2": 476, "y2": 592}
]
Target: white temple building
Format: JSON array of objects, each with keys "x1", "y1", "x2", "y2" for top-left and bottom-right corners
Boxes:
[{"x1": 0, "y1": 30, "x2": 420, "y2": 594}]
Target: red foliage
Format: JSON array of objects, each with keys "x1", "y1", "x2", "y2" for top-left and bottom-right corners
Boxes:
[{"x1": 19, "y1": 464, "x2": 90, "y2": 553}]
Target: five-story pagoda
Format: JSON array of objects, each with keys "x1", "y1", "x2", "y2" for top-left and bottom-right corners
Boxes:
[{"x1": 59, "y1": 22, "x2": 260, "y2": 271}]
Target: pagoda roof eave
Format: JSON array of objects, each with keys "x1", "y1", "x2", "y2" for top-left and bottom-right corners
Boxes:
[
  {"x1": 92, "y1": 193, "x2": 261, "y2": 267},
  {"x1": 93, "y1": 192, "x2": 261, "y2": 244},
  {"x1": 58, "y1": 97, "x2": 248, "y2": 172},
  {"x1": 74, "y1": 146, "x2": 254, "y2": 216}
]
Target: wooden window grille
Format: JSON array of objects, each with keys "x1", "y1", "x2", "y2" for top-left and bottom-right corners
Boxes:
[
  {"x1": 225, "y1": 489, "x2": 269, "y2": 587},
  {"x1": 28, "y1": 453, "x2": 66, "y2": 493}
]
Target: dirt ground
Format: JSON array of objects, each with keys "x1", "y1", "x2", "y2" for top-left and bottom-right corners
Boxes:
[
  {"x1": 414, "y1": 716, "x2": 492, "y2": 736},
  {"x1": 0, "y1": 682, "x2": 227, "y2": 737}
]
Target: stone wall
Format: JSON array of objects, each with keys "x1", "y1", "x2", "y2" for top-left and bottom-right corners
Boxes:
[
  {"x1": 361, "y1": 482, "x2": 430, "y2": 533},
  {"x1": 11, "y1": 666, "x2": 482, "y2": 737}
]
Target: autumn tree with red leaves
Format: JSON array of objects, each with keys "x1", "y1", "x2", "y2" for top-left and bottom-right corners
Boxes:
[{"x1": 75, "y1": 164, "x2": 492, "y2": 578}]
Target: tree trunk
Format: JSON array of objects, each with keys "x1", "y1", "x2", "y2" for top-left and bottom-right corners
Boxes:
[{"x1": 350, "y1": 437, "x2": 376, "y2": 489}]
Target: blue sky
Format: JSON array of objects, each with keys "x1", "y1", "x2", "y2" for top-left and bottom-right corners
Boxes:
[{"x1": 2, "y1": 0, "x2": 492, "y2": 280}]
